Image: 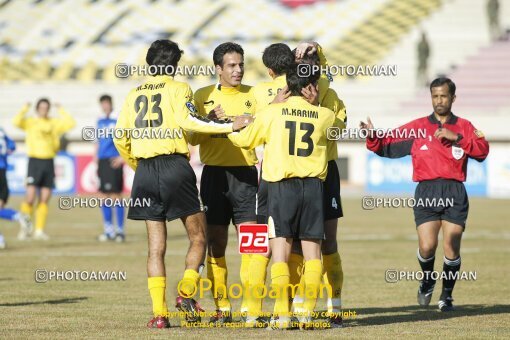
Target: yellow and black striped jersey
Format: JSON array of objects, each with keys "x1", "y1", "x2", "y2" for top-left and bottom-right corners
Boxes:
[
  {"x1": 114, "y1": 75, "x2": 233, "y2": 169},
  {"x1": 229, "y1": 96, "x2": 346, "y2": 182},
  {"x1": 188, "y1": 84, "x2": 258, "y2": 166},
  {"x1": 12, "y1": 104, "x2": 76, "y2": 159}
]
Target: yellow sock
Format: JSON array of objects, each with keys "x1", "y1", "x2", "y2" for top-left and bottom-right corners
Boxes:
[
  {"x1": 323, "y1": 252, "x2": 343, "y2": 314},
  {"x1": 288, "y1": 252, "x2": 304, "y2": 297},
  {"x1": 179, "y1": 269, "x2": 200, "y2": 298},
  {"x1": 247, "y1": 254, "x2": 269, "y2": 317},
  {"x1": 271, "y1": 262, "x2": 290, "y2": 317},
  {"x1": 35, "y1": 203, "x2": 48, "y2": 231},
  {"x1": 240, "y1": 254, "x2": 251, "y2": 312},
  {"x1": 148, "y1": 276, "x2": 168, "y2": 317},
  {"x1": 20, "y1": 202, "x2": 33, "y2": 216},
  {"x1": 206, "y1": 256, "x2": 230, "y2": 311},
  {"x1": 303, "y1": 259, "x2": 323, "y2": 315}
]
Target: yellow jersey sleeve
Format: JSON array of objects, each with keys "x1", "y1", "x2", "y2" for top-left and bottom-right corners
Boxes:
[
  {"x1": 53, "y1": 107, "x2": 76, "y2": 134},
  {"x1": 228, "y1": 108, "x2": 271, "y2": 150},
  {"x1": 114, "y1": 97, "x2": 137, "y2": 170},
  {"x1": 12, "y1": 104, "x2": 30, "y2": 130},
  {"x1": 322, "y1": 88, "x2": 347, "y2": 161}
]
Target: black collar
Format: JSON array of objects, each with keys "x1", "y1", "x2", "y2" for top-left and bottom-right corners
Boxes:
[{"x1": 428, "y1": 112, "x2": 458, "y2": 125}]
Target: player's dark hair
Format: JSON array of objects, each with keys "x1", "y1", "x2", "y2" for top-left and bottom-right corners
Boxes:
[
  {"x1": 36, "y1": 98, "x2": 50, "y2": 110},
  {"x1": 213, "y1": 42, "x2": 244, "y2": 67},
  {"x1": 99, "y1": 94, "x2": 112, "y2": 103},
  {"x1": 146, "y1": 40, "x2": 183, "y2": 75},
  {"x1": 262, "y1": 43, "x2": 295, "y2": 76},
  {"x1": 286, "y1": 68, "x2": 320, "y2": 97},
  {"x1": 430, "y1": 77, "x2": 456, "y2": 96}
]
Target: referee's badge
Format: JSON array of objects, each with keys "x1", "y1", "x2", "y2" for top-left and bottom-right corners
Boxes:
[{"x1": 452, "y1": 146, "x2": 464, "y2": 160}]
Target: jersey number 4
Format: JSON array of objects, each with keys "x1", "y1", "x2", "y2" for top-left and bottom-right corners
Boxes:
[
  {"x1": 134, "y1": 94, "x2": 163, "y2": 128},
  {"x1": 285, "y1": 121, "x2": 314, "y2": 157}
]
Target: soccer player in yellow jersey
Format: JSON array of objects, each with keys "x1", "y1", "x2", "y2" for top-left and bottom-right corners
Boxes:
[
  {"x1": 291, "y1": 48, "x2": 347, "y2": 328},
  {"x1": 187, "y1": 42, "x2": 258, "y2": 324},
  {"x1": 229, "y1": 69, "x2": 345, "y2": 330},
  {"x1": 113, "y1": 40, "x2": 252, "y2": 329},
  {"x1": 12, "y1": 99, "x2": 76, "y2": 240},
  {"x1": 248, "y1": 42, "x2": 347, "y2": 327}
]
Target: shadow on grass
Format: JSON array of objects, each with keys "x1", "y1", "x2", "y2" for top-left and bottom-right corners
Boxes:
[
  {"x1": 320, "y1": 304, "x2": 510, "y2": 327},
  {"x1": 0, "y1": 296, "x2": 88, "y2": 307}
]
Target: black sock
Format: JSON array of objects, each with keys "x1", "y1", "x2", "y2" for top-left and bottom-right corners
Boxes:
[
  {"x1": 417, "y1": 249, "x2": 435, "y2": 286},
  {"x1": 441, "y1": 256, "x2": 461, "y2": 300}
]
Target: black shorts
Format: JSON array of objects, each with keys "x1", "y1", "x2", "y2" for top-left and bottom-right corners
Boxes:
[
  {"x1": 98, "y1": 158, "x2": 124, "y2": 193},
  {"x1": 0, "y1": 169, "x2": 8, "y2": 203},
  {"x1": 128, "y1": 154, "x2": 203, "y2": 221},
  {"x1": 27, "y1": 158, "x2": 54, "y2": 188},
  {"x1": 257, "y1": 161, "x2": 342, "y2": 224},
  {"x1": 267, "y1": 177, "x2": 324, "y2": 240},
  {"x1": 323, "y1": 160, "x2": 343, "y2": 220},
  {"x1": 200, "y1": 165, "x2": 258, "y2": 225},
  {"x1": 413, "y1": 179, "x2": 469, "y2": 228},
  {"x1": 256, "y1": 178, "x2": 268, "y2": 224}
]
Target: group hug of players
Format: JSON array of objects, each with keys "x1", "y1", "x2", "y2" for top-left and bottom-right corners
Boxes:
[{"x1": 112, "y1": 39, "x2": 346, "y2": 330}]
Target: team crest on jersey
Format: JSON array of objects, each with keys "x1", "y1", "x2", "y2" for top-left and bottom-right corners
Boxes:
[
  {"x1": 474, "y1": 130, "x2": 484, "y2": 138},
  {"x1": 452, "y1": 146, "x2": 464, "y2": 160},
  {"x1": 245, "y1": 100, "x2": 252, "y2": 108},
  {"x1": 186, "y1": 102, "x2": 197, "y2": 113}
]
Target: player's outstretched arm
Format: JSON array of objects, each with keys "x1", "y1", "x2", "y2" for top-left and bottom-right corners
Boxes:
[
  {"x1": 228, "y1": 112, "x2": 269, "y2": 150},
  {"x1": 361, "y1": 117, "x2": 414, "y2": 158},
  {"x1": 54, "y1": 104, "x2": 77, "y2": 134},
  {"x1": 12, "y1": 103, "x2": 31, "y2": 130},
  {"x1": 174, "y1": 85, "x2": 235, "y2": 134}
]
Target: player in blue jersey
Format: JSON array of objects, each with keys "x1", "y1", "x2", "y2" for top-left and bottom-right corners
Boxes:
[
  {"x1": 0, "y1": 127, "x2": 32, "y2": 248},
  {"x1": 95, "y1": 95, "x2": 125, "y2": 242}
]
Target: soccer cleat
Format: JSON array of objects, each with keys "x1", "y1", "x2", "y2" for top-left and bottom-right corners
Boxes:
[
  {"x1": 147, "y1": 315, "x2": 170, "y2": 329},
  {"x1": 33, "y1": 230, "x2": 50, "y2": 241},
  {"x1": 417, "y1": 281, "x2": 436, "y2": 306},
  {"x1": 114, "y1": 233, "x2": 125, "y2": 243},
  {"x1": 268, "y1": 316, "x2": 291, "y2": 330},
  {"x1": 175, "y1": 296, "x2": 204, "y2": 323},
  {"x1": 209, "y1": 310, "x2": 232, "y2": 325},
  {"x1": 98, "y1": 233, "x2": 114, "y2": 242},
  {"x1": 297, "y1": 315, "x2": 314, "y2": 330},
  {"x1": 438, "y1": 296, "x2": 455, "y2": 312},
  {"x1": 17, "y1": 214, "x2": 33, "y2": 240},
  {"x1": 244, "y1": 315, "x2": 270, "y2": 328},
  {"x1": 328, "y1": 315, "x2": 343, "y2": 328}
]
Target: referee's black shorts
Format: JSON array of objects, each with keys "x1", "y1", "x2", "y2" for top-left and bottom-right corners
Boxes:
[
  {"x1": 98, "y1": 158, "x2": 124, "y2": 193},
  {"x1": 0, "y1": 169, "x2": 9, "y2": 203},
  {"x1": 27, "y1": 157, "x2": 54, "y2": 188},
  {"x1": 200, "y1": 165, "x2": 258, "y2": 226},
  {"x1": 267, "y1": 177, "x2": 324, "y2": 240},
  {"x1": 413, "y1": 179, "x2": 469, "y2": 228},
  {"x1": 128, "y1": 154, "x2": 203, "y2": 222}
]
